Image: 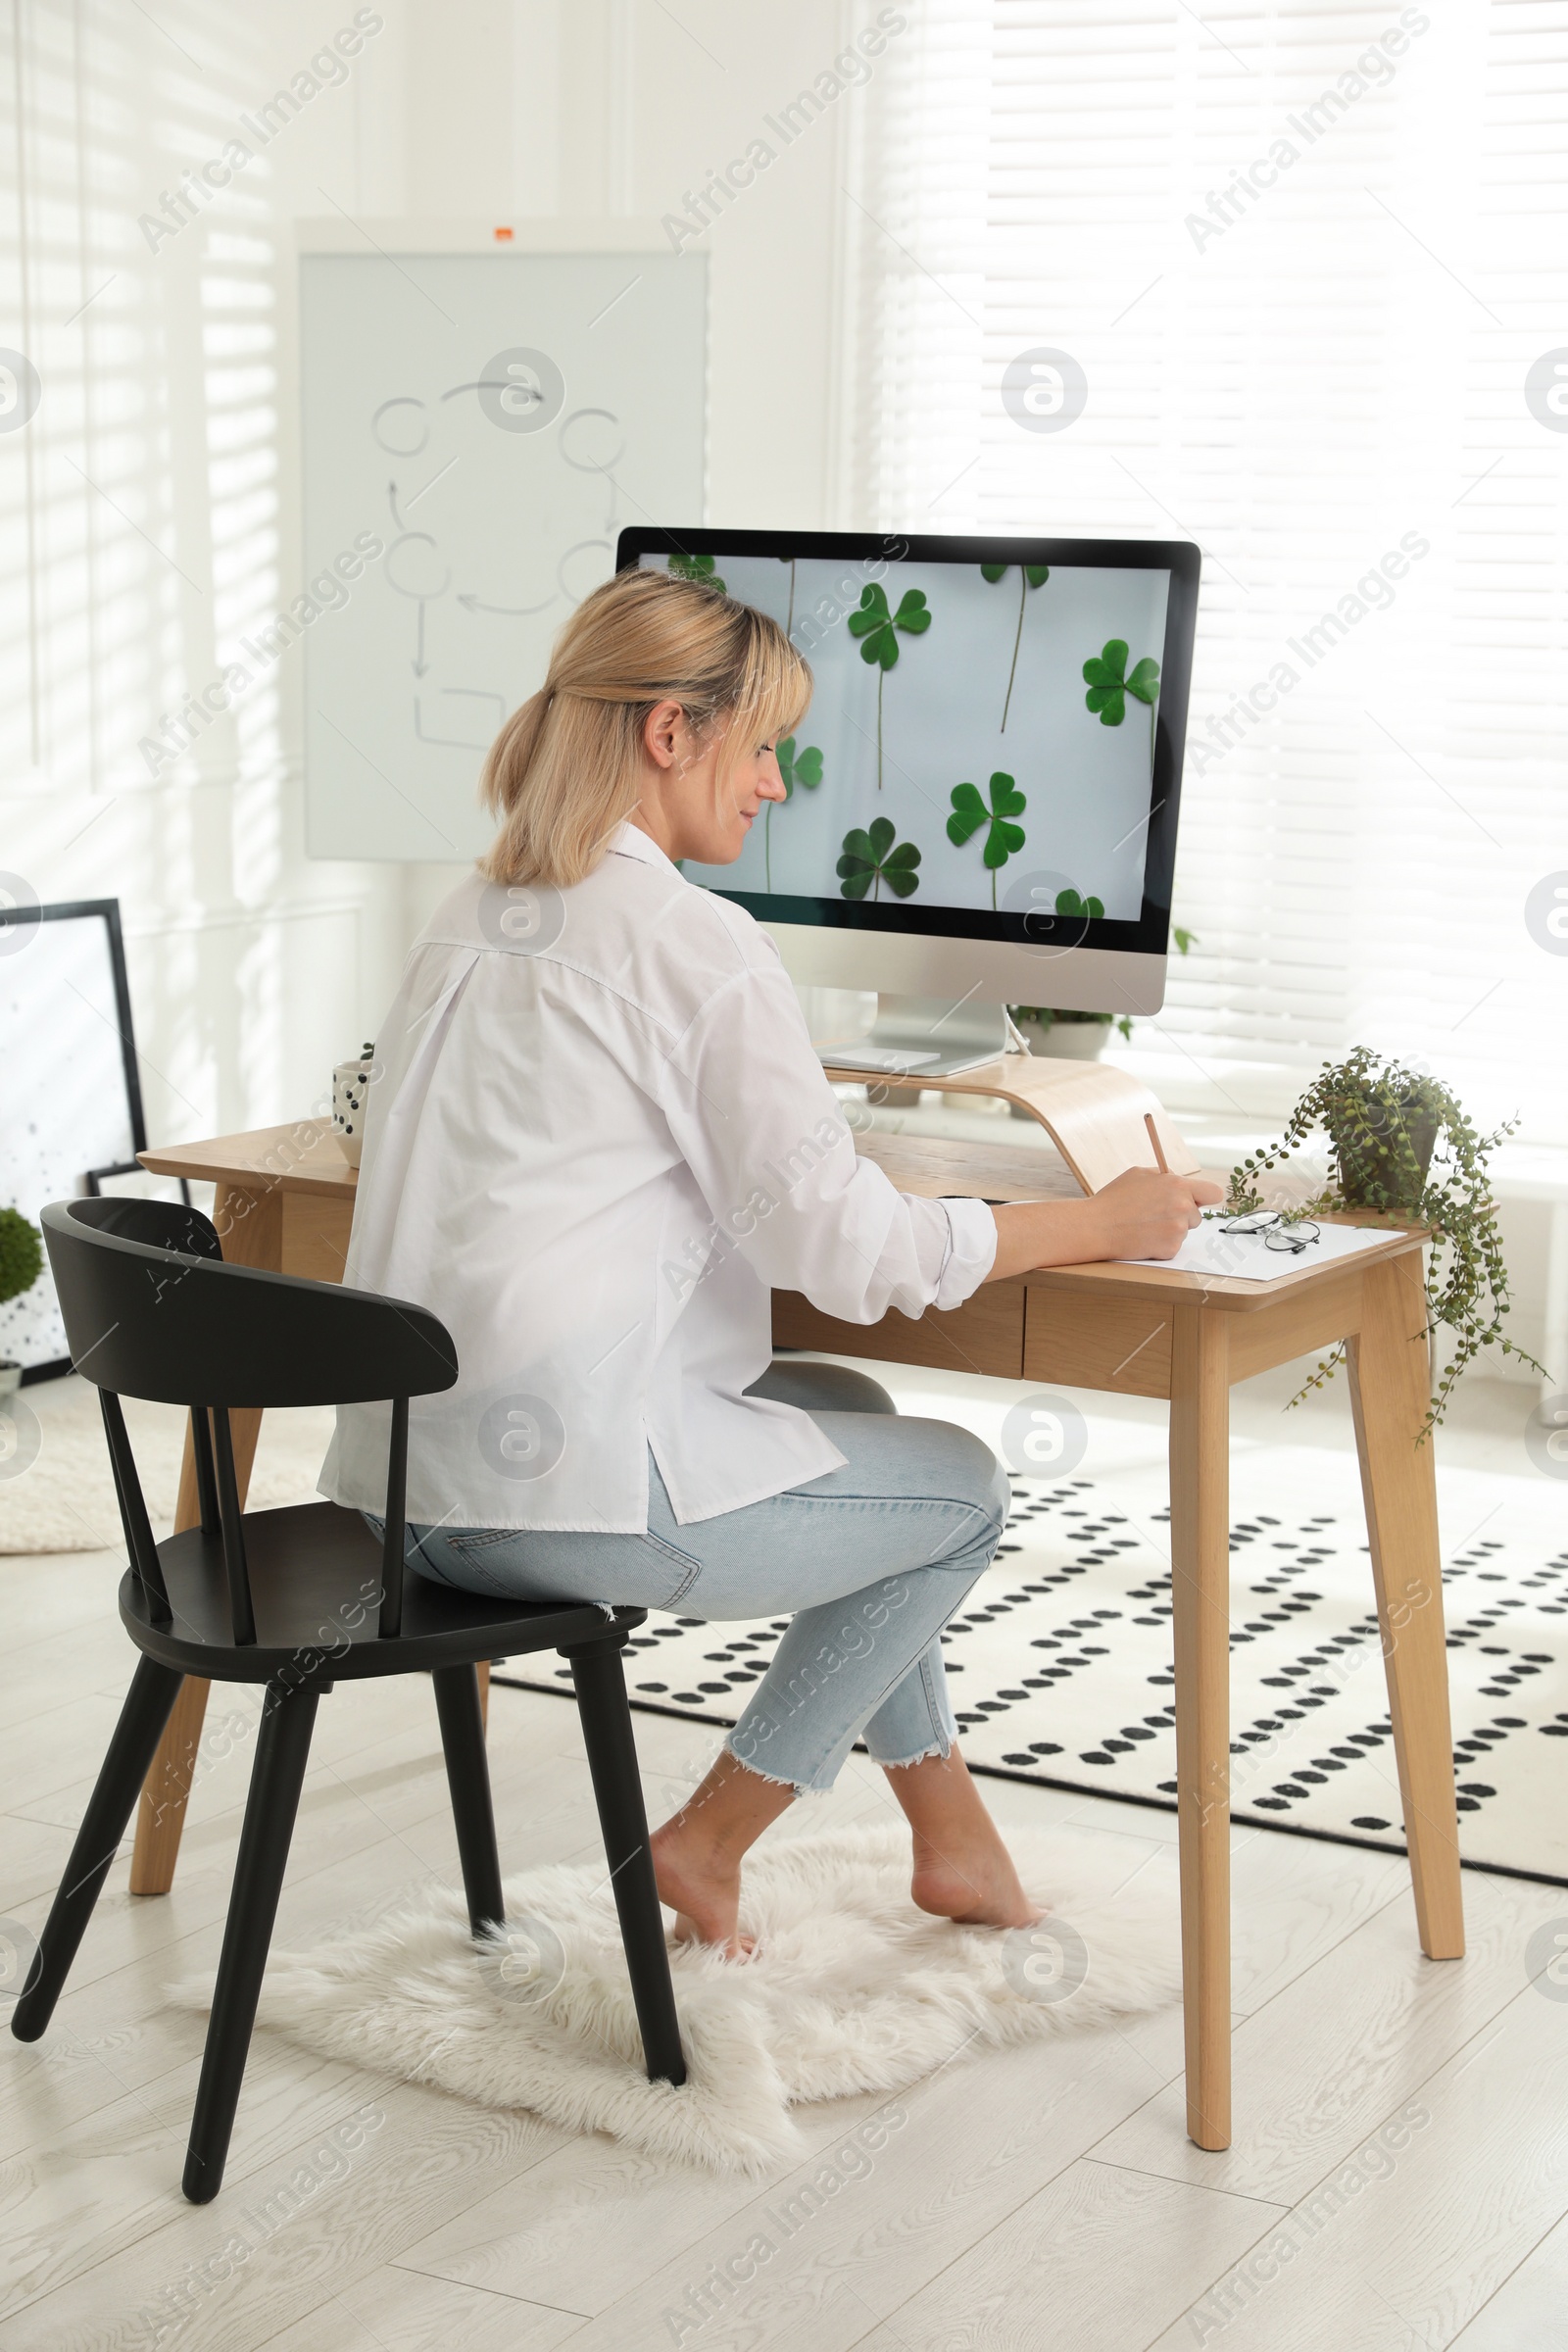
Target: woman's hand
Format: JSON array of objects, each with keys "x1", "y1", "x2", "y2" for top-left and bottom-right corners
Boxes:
[{"x1": 985, "y1": 1167, "x2": 1225, "y2": 1282}]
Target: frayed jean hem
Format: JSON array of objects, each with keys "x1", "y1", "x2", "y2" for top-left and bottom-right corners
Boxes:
[{"x1": 873, "y1": 1731, "x2": 955, "y2": 1772}]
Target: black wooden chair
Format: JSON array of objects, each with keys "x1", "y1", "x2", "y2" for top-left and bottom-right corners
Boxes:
[{"x1": 12, "y1": 1197, "x2": 685, "y2": 2202}]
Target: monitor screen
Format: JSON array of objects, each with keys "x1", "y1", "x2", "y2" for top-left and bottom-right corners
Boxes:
[{"x1": 616, "y1": 529, "x2": 1200, "y2": 960}]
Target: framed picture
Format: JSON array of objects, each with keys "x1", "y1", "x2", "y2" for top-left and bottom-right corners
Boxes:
[{"x1": 0, "y1": 898, "x2": 184, "y2": 1381}]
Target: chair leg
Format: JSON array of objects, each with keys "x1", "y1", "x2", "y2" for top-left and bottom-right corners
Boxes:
[
  {"x1": 432, "y1": 1663, "x2": 505, "y2": 1936},
  {"x1": 11, "y1": 1655, "x2": 186, "y2": 2042},
  {"x1": 563, "y1": 1637, "x2": 686, "y2": 2087},
  {"x1": 182, "y1": 1678, "x2": 318, "y2": 2204},
  {"x1": 1169, "y1": 1302, "x2": 1233, "y2": 2153}
]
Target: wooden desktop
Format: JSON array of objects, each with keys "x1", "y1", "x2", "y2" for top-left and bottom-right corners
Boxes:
[{"x1": 131, "y1": 1099, "x2": 1462, "y2": 2153}]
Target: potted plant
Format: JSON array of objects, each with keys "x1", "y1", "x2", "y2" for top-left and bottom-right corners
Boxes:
[
  {"x1": 1010, "y1": 1005, "x2": 1134, "y2": 1062},
  {"x1": 1010, "y1": 920, "x2": 1197, "y2": 1062},
  {"x1": 0, "y1": 1206, "x2": 44, "y2": 1400},
  {"x1": 1224, "y1": 1046, "x2": 1543, "y2": 1432}
]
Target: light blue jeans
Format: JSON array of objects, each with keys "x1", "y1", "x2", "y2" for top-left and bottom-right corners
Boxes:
[{"x1": 396, "y1": 1362, "x2": 1009, "y2": 1794}]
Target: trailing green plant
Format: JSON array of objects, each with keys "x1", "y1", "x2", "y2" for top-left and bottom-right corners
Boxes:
[
  {"x1": 837, "y1": 817, "x2": 921, "y2": 903},
  {"x1": 766, "y1": 734, "x2": 822, "y2": 889},
  {"x1": 1223, "y1": 1047, "x2": 1543, "y2": 1435},
  {"x1": 0, "y1": 1206, "x2": 43, "y2": 1307},
  {"x1": 848, "y1": 583, "x2": 931, "y2": 788},
  {"x1": 981, "y1": 563, "x2": 1050, "y2": 731},
  {"x1": 947, "y1": 771, "x2": 1026, "y2": 908},
  {"x1": 667, "y1": 550, "x2": 726, "y2": 594},
  {"x1": 1084, "y1": 638, "x2": 1160, "y2": 772}
]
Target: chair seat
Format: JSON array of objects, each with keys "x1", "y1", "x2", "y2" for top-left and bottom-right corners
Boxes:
[{"x1": 121, "y1": 1500, "x2": 635, "y2": 1681}]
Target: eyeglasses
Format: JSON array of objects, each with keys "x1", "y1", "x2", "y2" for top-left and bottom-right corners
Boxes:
[{"x1": 1219, "y1": 1211, "x2": 1322, "y2": 1255}]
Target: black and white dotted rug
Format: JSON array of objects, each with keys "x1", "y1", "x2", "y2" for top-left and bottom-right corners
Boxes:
[{"x1": 497, "y1": 1453, "x2": 1568, "y2": 1884}]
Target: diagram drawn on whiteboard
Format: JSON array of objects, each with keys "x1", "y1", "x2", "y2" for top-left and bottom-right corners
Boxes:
[{"x1": 300, "y1": 249, "x2": 708, "y2": 861}]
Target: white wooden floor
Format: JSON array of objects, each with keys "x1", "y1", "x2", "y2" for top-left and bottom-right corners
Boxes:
[{"x1": 5, "y1": 1363, "x2": 1568, "y2": 2352}]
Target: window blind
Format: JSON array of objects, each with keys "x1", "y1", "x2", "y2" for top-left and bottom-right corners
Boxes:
[{"x1": 837, "y1": 0, "x2": 1568, "y2": 1144}]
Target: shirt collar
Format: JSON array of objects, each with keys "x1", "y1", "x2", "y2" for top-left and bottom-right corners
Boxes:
[{"x1": 609, "y1": 819, "x2": 682, "y2": 876}]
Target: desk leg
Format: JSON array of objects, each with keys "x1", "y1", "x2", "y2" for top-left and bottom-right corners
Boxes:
[
  {"x1": 128, "y1": 1180, "x2": 275, "y2": 1897},
  {"x1": 1348, "y1": 1252, "x2": 1464, "y2": 1962},
  {"x1": 1169, "y1": 1303, "x2": 1232, "y2": 2152}
]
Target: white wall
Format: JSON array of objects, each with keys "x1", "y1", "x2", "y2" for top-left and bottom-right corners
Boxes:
[{"x1": 2, "y1": 0, "x2": 859, "y2": 1147}]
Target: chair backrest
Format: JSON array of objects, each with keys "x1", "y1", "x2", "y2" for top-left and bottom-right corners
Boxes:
[
  {"x1": 41, "y1": 1198, "x2": 460, "y2": 1646},
  {"x1": 42, "y1": 1197, "x2": 456, "y2": 1408}
]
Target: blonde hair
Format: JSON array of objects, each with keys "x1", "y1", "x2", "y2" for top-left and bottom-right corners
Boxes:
[{"x1": 478, "y1": 565, "x2": 811, "y2": 888}]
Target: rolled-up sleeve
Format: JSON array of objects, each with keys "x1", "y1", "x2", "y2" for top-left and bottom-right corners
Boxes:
[
  {"x1": 936, "y1": 1195, "x2": 1001, "y2": 1308},
  {"x1": 657, "y1": 956, "x2": 999, "y2": 1324}
]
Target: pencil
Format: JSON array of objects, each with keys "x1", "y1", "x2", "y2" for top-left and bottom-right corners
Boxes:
[{"x1": 1145, "y1": 1111, "x2": 1169, "y2": 1175}]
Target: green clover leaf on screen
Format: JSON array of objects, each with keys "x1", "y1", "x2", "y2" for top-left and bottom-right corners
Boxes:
[
  {"x1": 765, "y1": 735, "x2": 823, "y2": 890},
  {"x1": 776, "y1": 736, "x2": 823, "y2": 801},
  {"x1": 667, "y1": 550, "x2": 727, "y2": 595},
  {"x1": 982, "y1": 564, "x2": 1051, "y2": 733},
  {"x1": 847, "y1": 583, "x2": 932, "y2": 788},
  {"x1": 837, "y1": 816, "x2": 921, "y2": 903},
  {"x1": 947, "y1": 772, "x2": 1027, "y2": 909},
  {"x1": 1083, "y1": 638, "x2": 1160, "y2": 771},
  {"x1": 1054, "y1": 887, "x2": 1104, "y2": 920}
]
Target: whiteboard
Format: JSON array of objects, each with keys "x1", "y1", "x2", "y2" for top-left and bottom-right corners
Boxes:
[{"x1": 299, "y1": 249, "x2": 708, "y2": 861}]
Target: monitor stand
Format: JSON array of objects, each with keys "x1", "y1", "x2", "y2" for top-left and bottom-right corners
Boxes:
[
  {"x1": 817, "y1": 994, "x2": 1011, "y2": 1080},
  {"x1": 818, "y1": 992, "x2": 1201, "y2": 1195}
]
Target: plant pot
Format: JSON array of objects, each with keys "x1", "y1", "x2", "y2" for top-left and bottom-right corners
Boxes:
[
  {"x1": 1329, "y1": 1097, "x2": 1440, "y2": 1215},
  {"x1": 1014, "y1": 1015, "x2": 1113, "y2": 1062},
  {"x1": 0, "y1": 1360, "x2": 22, "y2": 1402}
]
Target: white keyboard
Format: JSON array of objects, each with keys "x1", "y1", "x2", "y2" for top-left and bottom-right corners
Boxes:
[{"x1": 819, "y1": 1046, "x2": 942, "y2": 1072}]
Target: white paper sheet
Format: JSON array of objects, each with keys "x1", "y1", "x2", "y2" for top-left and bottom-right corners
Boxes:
[{"x1": 1118, "y1": 1217, "x2": 1404, "y2": 1283}]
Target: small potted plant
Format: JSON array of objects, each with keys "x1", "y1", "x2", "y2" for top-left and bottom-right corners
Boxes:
[
  {"x1": 0, "y1": 1206, "x2": 44, "y2": 1400},
  {"x1": 1011, "y1": 921, "x2": 1196, "y2": 1062},
  {"x1": 1224, "y1": 1046, "x2": 1543, "y2": 1432}
]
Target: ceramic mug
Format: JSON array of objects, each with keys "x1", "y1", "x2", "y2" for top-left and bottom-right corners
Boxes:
[{"x1": 331, "y1": 1045, "x2": 379, "y2": 1166}]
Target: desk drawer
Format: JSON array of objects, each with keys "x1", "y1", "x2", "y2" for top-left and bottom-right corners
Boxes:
[
  {"x1": 1023, "y1": 1287, "x2": 1173, "y2": 1398},
  {"x1": 771, "y1": 1283, "x2": 1025, "y2": 1379}
]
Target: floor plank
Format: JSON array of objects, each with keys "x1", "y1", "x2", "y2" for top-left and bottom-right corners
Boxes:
[
  {"x1": 873, "y1": 2158, "x2": 1282, "y2": 2352},
  {"x1": 253, "y1": 2263, "x2": 579, "y2": 2351},
  {"x1": 535, "y1": 2025, "x2": 1190, "y2": 2348},
  {"x1": 1143, "y1": 1985, "x2": 1568, "y2": 2350},
  {"x1": 1091, "y1": 1864, "x2": 1568, "y2": 2205},
  {"x1": 4, "y1": 2080, "x2": 565, "y2": 2351},
  {"x1": 1447, "y1": 2208, "x2": 1568, "y2": 2349}
]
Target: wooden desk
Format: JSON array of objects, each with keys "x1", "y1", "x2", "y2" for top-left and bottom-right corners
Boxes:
[{"x1": 136, "y1": 1117, "x2": 1462, "y2": 2153}]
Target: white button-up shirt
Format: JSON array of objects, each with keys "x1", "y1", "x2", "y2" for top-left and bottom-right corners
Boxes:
[{"x1": 319, "y1": 823, "x2": 998, "y2": 1531}]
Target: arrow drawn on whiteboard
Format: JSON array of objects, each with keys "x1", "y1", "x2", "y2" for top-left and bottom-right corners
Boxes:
[
  {"x1": 457, "y1": 589, "x2": 557, "y2": 616},
  {"x1": 415, "y1": 687, "x2": 507, "y2": 750}
]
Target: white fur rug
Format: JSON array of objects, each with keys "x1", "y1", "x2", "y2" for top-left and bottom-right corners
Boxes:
[{"x1": 172, "y1": 1822, "x2": 1181, "y2": 2175}]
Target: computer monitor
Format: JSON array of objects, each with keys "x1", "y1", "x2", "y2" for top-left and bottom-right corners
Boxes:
[{"x1": 615, "y1": 528, "x2": 1200, "y2": 1076}]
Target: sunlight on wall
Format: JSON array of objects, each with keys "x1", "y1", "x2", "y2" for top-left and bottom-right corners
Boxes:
[{"x1": 2, "y1": 0, "x2": 397, "y2": 1150}]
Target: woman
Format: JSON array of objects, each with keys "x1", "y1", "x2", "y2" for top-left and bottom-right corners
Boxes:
[{"x1": 322, "y1": 565, "x2": 1218, "y2": 1954}]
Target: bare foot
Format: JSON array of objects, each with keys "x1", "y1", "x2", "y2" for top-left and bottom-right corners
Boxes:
[
  {"x1": 908, "y1": 1834, "x2": 1043, "y2": 1931},
  {"x1": 649, "y1": 1749, "x2": 795, "y2": 1959},
  {"x1": 882, "y1": 1743, "x2": 1042, "y2": 1929},
  {"x1": 649, "y1": 1818, "x2": 755, "y2": 1957}
]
